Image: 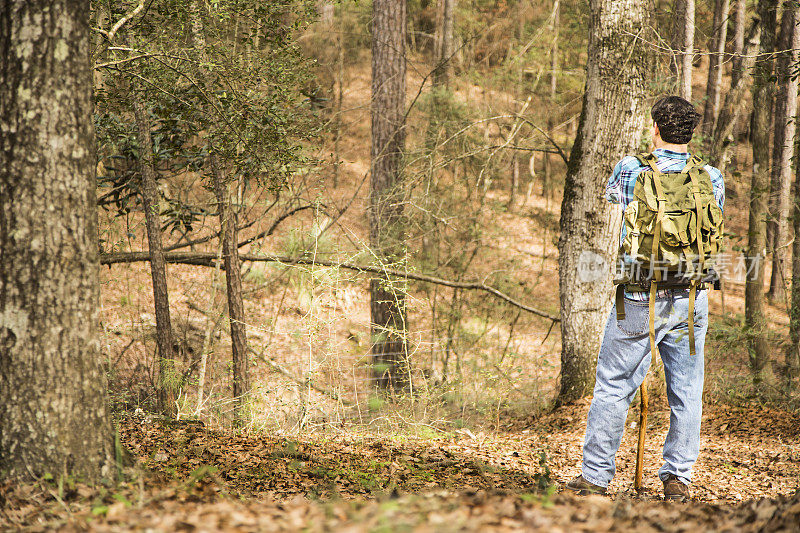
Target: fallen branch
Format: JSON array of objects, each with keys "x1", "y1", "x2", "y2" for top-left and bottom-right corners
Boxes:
[{"x1": 100, "y1": 251, "x2": 560, "y2": 322}]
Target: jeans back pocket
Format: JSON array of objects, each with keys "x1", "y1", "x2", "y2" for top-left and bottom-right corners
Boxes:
[{"x1": 615, "y1": 299, "x2": 650, "y2": 336}]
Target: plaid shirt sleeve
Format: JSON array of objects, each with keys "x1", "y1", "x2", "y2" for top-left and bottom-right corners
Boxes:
[
  {"x1": 703, "y1": 164, "x2": 725, "y2": 213},
  {"x1": 605, "y1": 156, "x2": 643, "y2": 208}
]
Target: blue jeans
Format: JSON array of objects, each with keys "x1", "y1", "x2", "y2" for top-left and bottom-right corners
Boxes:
[{"x1": 581, "y1": 289, "x2": 708, "y2": 488}]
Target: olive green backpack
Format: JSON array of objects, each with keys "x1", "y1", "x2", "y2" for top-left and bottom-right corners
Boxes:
[{"x1": 614, "y1": 152, "x2": 724, "y2": 357}]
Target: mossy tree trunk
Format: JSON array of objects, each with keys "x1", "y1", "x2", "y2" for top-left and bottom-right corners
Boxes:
[
  {"x1": 556, "y1": 0, "x2": 654, "y2": 405},
  {"x1": 0, "y1": 0, "x2": 114, "y2": 481}
]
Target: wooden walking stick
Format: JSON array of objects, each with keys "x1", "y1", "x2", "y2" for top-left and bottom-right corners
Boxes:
[{"x1": 634, "y1": 379, "x2": 649, "y2": 492}]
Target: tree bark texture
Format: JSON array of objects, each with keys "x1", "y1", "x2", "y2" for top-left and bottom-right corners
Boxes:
[
  {"x1": 680, "y1": 0, "x2": 695, "y2": 100},
  {"x1": 766, "y1": 1, "x2": 798, "y2": 303},
  {"x1": 544, "y1": 0, "x2": 560, "y2": 200},
  {"x1": 210, "y1": 156, "x2": 250, "y2": 423},
  {"x1": 556, "y1": 0, "x2": 654, "y2": 405},
  {"x1": 671, "y1": 0, "x2": 695, "y2": 99},
  {"x1": 702, "y1": 0, "x2": 730, "y2": 140},
  {"x1": 746, "y1": 0, "x2": 777, "y2": 384},
  {"x1": 316, "y1": 0, "x2": 334, "y2": 25},
  {"x1": 509, "y1": 154, "x2": 520, "y2": 209},
  {"x1": 371, "y1": 0, "x2": 408, "y2": 391},
  {"x1": 732, "y1": 0, "x2": 747, "y2": 75},
  {"x1": 671, "y1": 0, "x2": 686, "y2": 81},
  {"x1": 0, "y1": 0, "x2": 114, "y2": 481},
  {"x1": 709, "y1": 18, "x2": 761, "y2": 171},
  {"x1": 789, "y1": 169, "x2": 800, "y2": 384},
  {"x1": 131, "y1": 92, "x2": 177, "y2": 418},
  {"x1": 433, "y1": 0, "x2": 455, "y2": 88}
]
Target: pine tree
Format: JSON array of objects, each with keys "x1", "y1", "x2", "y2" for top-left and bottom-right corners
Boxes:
[{"x1": 371, "y1": 0, "x2": 409, "y2": 390}]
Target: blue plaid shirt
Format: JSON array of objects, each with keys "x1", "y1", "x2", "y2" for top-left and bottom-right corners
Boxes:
[{"x1": 606, "y1": 149, "x2": 725, "y2": 300}]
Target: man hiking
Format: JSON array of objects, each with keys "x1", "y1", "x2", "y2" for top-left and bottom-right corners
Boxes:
[{"x1": 566, "y1": 96, "x2": 725, "y2": 502}]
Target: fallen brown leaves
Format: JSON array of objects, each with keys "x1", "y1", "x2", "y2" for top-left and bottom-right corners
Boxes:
[
  {"x1": 3, "y1": 479, "x2": 800, "y2": 532},
  {"x1": 529, "y1": 398, "x2": 800, "y2": 505},
  {"x1": 1, "y1": 402, "x2": 798, "y2": 532},
  {"x1": 119, "y1": 414, "x2": 540, "y2": 499}
]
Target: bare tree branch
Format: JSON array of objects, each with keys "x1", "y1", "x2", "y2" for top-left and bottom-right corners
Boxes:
[
  {"x1": 100, "y1": 251, "x2": 560, "y2": 322},
  {"x1": 518, "y1": 117, "x2": 569, "y2": 164},
  {"x1": 237, "y1": 204, "x2": 322, "y2": 248},
  {"x1": 96, "y1": 1, "x2": 145, "y2": 44}
]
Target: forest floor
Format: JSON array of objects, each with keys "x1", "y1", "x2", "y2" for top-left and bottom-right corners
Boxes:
[{"x1": 2, "y1": 400, "x2": 798, "y2": 532}]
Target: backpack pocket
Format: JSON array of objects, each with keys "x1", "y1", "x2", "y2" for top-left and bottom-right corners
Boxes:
[
  {"x1": 659, "y1": 211, "x2": 693, "y2": 248},
  {"x1": 702, "y1": 201, "x2": 722, "y2": 229}
]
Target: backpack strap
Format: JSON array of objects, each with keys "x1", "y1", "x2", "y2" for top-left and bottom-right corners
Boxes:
[
  {"x1": 686, "y1": 166, "x2": 706, "y2": 274},
  {"x1": 681, "y1": 155, "x2": 706, "y2": 175},
  {"x1": 650, "y1": 171, "x2": 667, "y2": 281},
  {"x1": 616, "y1": 284, "x2": 626, "y2": 320},
  {"x1": 648, "y1": 281, "x2": 660, "y2": 361},
  {"x1": 682, "y1": 155, "x2": 705, "y2": 355},
  {"x1": 636, "y1": 152, "x2": 661, "y2": 174},
  {"x1": 688, "y1": 280, "x2": 698, "y2": 356},
  {"x1": 647, "y1": 170, "x2": 667, "y2": 364}
]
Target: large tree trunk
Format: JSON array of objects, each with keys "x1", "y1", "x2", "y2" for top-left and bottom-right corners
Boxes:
[
  {"x1": 371, "y1": 0, "x2": 408, "y2": 391},
  {"x1": 766, "y1": 1, "x2": 798, "y2": 303},
  {"x1": 433, "y1": 0, "x2": 455, "y2": 88},
  {"x1": 556, "y1": 0, "x2": 654, "y2": 405},
  {"x1": 0, "y1": 0, "x2": 114, "y2": 481},
  {"x1": 746, "y1": 0, "x2": 777, "y2": 385},
  {"x1": 702, "y1": 0, "x2": 730, "y2": 139},
  {"x1": 190, "y1": 1, "x2": 250, "y2": 424},
  {"x1": 709, "y1": 18, "x2": 761, "y2": 172},
  {"x1": 132, "y1": 92, "x2": 178, "y2": 418}
]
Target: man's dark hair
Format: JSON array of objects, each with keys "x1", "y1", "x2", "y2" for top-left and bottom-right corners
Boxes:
[{"x1": 650, "y1": 96, "x2": 701, "y2": 144}]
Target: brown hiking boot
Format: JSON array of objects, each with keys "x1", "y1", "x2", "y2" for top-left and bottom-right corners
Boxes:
[
  {"x1": 663, "y1": 474, "x2": 690, "y2": 502},
  {"x1": 565, "y1": 475, "x2": 607, "y2": 496}
]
